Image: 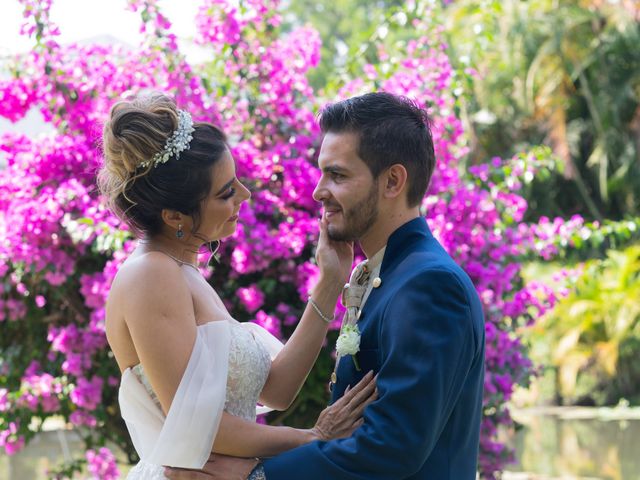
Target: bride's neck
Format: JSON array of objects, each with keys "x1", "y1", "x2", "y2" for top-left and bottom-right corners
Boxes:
[{"x1": 139, "y1": 234, "x2": 200, "y2": 266}]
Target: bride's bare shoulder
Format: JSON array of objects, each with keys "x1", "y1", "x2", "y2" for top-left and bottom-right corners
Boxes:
[
  {"x1": 112, "y1": 251, "x2": 185, "y2": 289},
  {"x1": 107, "y1": 251, "x2": 193, "y2": 323}
]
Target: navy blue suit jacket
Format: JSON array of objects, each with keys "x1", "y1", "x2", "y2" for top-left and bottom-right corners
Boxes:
[{"x1": 263, "y1": 217, "x2": 485, "y2": 479}]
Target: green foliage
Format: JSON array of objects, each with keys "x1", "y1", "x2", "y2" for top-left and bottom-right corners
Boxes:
[
  {"x1": 536, "y1": 216, "x2": 640, "y2": 263},
  {"x1": 445, "y1": 0, "x2": 640, "y2": 220},
  {"x1": 284, "y1": 0, "x2": 406, "y2": 91},
  {"x1": 47, "y1": 458, "x2": 86, "y2": 480},
  {"x1": 562, "y1": 218, "x2": 640, "y2": 260},
  {"x1": 529, "y1": 244, "x2": 640, "y2": 405}
]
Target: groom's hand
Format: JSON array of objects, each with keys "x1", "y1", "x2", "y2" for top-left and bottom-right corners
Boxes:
[{"x1": 164, "y1": 454, "x2": 258, "y2": 480}]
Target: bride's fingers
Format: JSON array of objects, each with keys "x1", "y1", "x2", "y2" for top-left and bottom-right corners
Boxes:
[
  {"x1": 346, "y1": 371, "x2": 374, "y2": 394},
  {"x1": 344, "y1": 372, "x2": 376, "y2": 407},
  {"x1": 332, "y1": 371, "x2": 374, "y2": 411},
  {"x1": 351, "y1": 388, "x2": 378, "y2": 419},
  {"x1": 318, "y1": 216, "x2": 329, "y2": 240},
  {"x1": 320, "y1": 214, "x2": 328, "y2": 230},
  {"x1": 348, "y1": 418, "x2": 365, "y2": 435},
  {"x1": 348, "y1": 381, "x2": 376, "y2": 413},
  {"x1": 319, "y1": 215, "x2": 352, "y2": 252}
]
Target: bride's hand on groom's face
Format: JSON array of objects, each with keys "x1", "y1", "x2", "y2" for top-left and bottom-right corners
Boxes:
[
  {"x1": 315, "y1": 216, "x2": 354, "y2": 286},
  {"x1": 164, "y1": 454, "x2": 258, "y2": 480},
  {"x1": 310, "y1": 370, "x2": 378, "y2": 441}
]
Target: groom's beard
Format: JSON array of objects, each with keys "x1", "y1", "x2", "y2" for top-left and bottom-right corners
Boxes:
[{"x1": 327, "y1": 183, "x2": 379, "y2": 242}]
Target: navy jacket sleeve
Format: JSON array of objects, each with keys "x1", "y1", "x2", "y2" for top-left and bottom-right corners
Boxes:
[{"x1": 262, "y1": 269, "x2": 479, "y2": 479}]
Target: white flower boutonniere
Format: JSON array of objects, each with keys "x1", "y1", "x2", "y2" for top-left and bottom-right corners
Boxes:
[{"x1": 336, "y1": 324, "x2": 361, "y2": 371}]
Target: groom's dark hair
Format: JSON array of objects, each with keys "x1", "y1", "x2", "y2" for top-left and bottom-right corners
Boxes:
[{"x1": 318, "y1": 91, "x2": 435, "y2": 207}]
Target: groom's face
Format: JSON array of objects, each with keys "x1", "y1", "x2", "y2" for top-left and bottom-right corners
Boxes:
[{"x1": 313, "y1": 131, "x2": 380, "y2": 242}]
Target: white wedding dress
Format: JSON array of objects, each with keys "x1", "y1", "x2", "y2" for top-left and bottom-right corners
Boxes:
[{"x1": 119, "y1": 319, "x2": 283, "y2": 479}]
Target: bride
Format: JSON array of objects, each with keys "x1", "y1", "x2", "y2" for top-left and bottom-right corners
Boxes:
[{"x1": 98, "y1": 93, "x2": 376, "y2": 479}]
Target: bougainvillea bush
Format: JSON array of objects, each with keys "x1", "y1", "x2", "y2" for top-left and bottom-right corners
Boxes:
[{"x1": 0, "y1": 0, "x2": 609, "y2": 478}]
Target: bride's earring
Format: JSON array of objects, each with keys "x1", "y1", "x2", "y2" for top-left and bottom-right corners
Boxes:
[
  {"x1": 209, "y1": 240, "x2": 220, "y2": 255},
  {"x1": 207, "y1": 240, "x2": 220, "y2": 266},
  {"x1": 176, "y1": 224, "x2": 184, "y2": 239}
]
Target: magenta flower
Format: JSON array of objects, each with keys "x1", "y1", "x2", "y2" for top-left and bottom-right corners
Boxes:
[
  {"x1": 86, "y1": 447, "x2": 120, "y2": 480},
  {"x1": 238, "y1": 284, "x2": 266, "y2": 312},
  {"x1": 70, "y1": 376, "x2": 104, "y2": 410}
]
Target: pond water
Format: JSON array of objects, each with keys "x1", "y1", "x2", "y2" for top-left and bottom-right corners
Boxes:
[
  {"x1": 507, "y1": 407, "x2": 640, "y2": 480},
  {"x1": 1, "y1": 409, "x2": 639, "y2": 479},
  {"x1": 0, "y1": 429, "x2": 132, "y2": 480}
]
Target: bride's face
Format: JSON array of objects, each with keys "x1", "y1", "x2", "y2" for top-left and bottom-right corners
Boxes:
[{"x1": 194, "y1": 149, "x2": 251, "y2": 242}]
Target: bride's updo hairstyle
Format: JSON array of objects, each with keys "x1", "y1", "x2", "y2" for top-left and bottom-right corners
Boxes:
[{"x1": 99, "y1": 93, "x2": 227, "y2": 236}]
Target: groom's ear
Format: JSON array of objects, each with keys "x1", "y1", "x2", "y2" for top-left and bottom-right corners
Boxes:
[{"x1": 381, "y1": 164, "x2": 408, "y2": 200}]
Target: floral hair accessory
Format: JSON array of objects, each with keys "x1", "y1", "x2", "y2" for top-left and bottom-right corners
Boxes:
[{"x1": 139, "y1": 109, "x2": 195, "y2": 169}]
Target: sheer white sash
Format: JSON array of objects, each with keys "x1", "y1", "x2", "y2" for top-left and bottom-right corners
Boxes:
[{"x1": 119, "y1": 320, "x2": 284, "y2": 468}]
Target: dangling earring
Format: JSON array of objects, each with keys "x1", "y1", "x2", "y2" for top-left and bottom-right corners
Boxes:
[
  {"x1": 209, "y1": 240, "x2": 220, "y2": 255},
  {"x1": 207, "y1": 240, "x2": 220, "y2": 266},
  {"x1": 176, "y1": 224, "x2": 184, "y2": 239}
]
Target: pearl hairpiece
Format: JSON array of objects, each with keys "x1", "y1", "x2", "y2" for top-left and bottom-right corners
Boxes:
[{"x1": 139, "y1": 109, "x2": 195, "y2": 169}]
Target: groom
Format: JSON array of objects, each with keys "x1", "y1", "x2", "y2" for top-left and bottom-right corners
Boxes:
[{"x1": 168, "y1": 92, "x2": 485, "y2": 479}]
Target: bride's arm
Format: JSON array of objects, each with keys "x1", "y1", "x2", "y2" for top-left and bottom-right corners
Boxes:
[
  {"x1": 215, "y1": 371, "x2": 376, "y2": 458},
  {"x1": 215, "y1": 412, "x2": 312, "y2": 457},
  {"x1": 119, "y1": 255, "x2": 199, "y2": 417},
  {"x1": 258, "y1": 219, "x2": 353, "y2": 410}
]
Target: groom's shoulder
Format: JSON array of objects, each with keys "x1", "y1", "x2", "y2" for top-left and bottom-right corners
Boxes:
[
  {"x1": 385, "y1": 260, "x2": 484, "y2": 346},
  {"x1": 392, "y1": 248, "x2": 479, "y2": 307},
  {"x1": 403, "y1": 261, "x2": 469, "y2": 296},
  {"x1": 392, "y1": 240, "x2": 464, "y2": 280}
]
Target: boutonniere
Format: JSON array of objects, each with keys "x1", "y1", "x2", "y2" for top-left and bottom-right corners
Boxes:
[{"x1": 336, "y1": 324, "x2": 361, "y2": 371}]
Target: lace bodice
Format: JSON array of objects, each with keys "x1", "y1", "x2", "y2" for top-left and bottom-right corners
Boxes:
[
  {"x1": 224, "y1": 321, "x2": 272, "y2": 419},
  {"x1": 132, "y1": 320, "x2": 272, "y2": 421}
]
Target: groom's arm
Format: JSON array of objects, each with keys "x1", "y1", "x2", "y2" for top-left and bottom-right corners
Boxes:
[
  {"x1": 262, "y1": 269, "x2": 481, "y2": 480},
  {"x1": 164, "y1": 454, "x2": 258, "y2": 480}
]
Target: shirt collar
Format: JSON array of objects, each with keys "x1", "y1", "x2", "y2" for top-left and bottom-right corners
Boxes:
[{"x1": 367, "y1": 245, "x2": 386, "y2": 273}]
